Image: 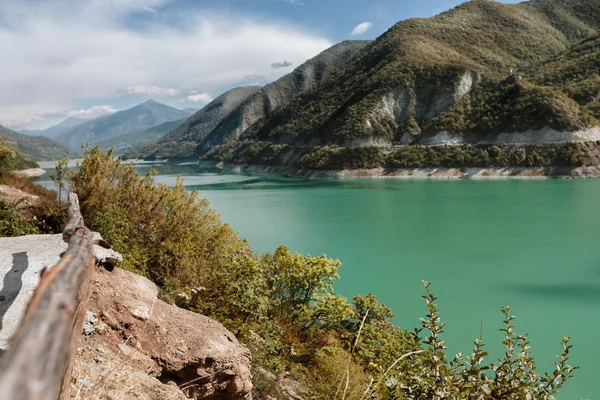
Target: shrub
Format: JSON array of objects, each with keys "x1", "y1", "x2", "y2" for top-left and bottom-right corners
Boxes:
[
  {"x1": 64, "y1": 147, "x2": 250, "y2": 300},
  {"x1": 0, "y1": 199, "x2": 40, "y2": 237}
]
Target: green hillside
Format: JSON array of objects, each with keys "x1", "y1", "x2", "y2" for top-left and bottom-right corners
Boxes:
[
  {"x1": 239, "y1": 0, "x2": 599, "y2": 146},
  {"x1": 0, "y1": 125, "x2": 78, "y2": 162},
  {"x1": 196, "y1": 40, "x2": 371, "y2": 154},
  {"x1": 199, "y1": 0, "x2": 600, "y2": 172}
]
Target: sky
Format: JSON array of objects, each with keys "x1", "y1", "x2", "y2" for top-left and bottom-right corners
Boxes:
[{"x1": 0, "y1": 0, "x2": 522, "y2": 130}]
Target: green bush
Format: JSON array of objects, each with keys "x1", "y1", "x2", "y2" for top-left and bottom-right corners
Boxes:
[
  {"x1": 297, "y1": 146, "x2": 385, "y2": 170},
  {"x1": 64, "y1": 147, "x2": 250, "y2": 299},
  {"x1": 0, "y1": 199, "x2": 40, "y2": 237}
]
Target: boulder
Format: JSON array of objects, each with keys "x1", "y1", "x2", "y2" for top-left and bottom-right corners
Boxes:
[{"x1": 70, "y1": 267, "x2": 252, "y2": 400}]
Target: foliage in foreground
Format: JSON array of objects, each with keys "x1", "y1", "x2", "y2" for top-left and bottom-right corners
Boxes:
[
  {"x1": 0, "y1": 137, "x2": 37, "y2": 176},
  {"x1": 0, "y1": 138, "x2": 66, "y2": 237},
  {"x1": 57, "y1": 148, "x2": 577, "y2": 399}
]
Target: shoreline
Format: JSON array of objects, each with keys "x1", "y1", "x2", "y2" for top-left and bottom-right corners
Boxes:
[
  {"x1": 198, "y1": 161, "x2": 600, "y2": 180},
  {"x1": 10, "y1": 168, "x2": 47, "y2": 178}
]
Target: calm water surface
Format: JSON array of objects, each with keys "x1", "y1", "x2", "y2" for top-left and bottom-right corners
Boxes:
[{"x1": 38, "y1": 161, "x2": 600, "y2": 399}]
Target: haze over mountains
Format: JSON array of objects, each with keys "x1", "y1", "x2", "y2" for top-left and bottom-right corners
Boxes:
[
  {"x1": 8, "y1": 100, "x2": 197, "y2": 160},
  {"x1": 21, "y1": 117, "x2": 91, "y2": 140}
]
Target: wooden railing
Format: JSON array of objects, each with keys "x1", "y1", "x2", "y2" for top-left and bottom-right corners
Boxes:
[{"x1": 0, "y1": 193, "x2": 96, "y2": 400}]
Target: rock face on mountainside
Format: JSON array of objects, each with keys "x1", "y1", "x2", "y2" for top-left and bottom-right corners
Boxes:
[
  {"x1": 125, "y1": 86, "x2": 262, "y2": 159},
  {"x1": 57, "y1": 100, "x2": 191, "y2": 150},
  {"x1": 70, "y1": 267, "x2": 253, "y2": 400}
]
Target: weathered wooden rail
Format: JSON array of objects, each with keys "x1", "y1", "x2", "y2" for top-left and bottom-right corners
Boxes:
[{"x1": 0, "y1": 193, "x2": 96, "y2": 400}]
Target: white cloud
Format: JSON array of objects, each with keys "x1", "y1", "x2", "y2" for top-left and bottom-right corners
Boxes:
[
  {"x1": 67, "y1": 105, "x2": 117, "y2": 118},
  {"x1": 122, "y1": 85, "x2": 181, "y2": 97},
  {"x1": 350, "y1": 22, "x2": 373, "y2": 36},
  {"x1": 0, "y1": 0, "x2": 331, "y2": 128},
  {"x1": 178, "y1": 93, "x2": 213, "y2": 104}
]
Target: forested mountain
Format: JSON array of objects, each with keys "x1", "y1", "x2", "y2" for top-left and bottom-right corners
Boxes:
[
  {"x1": 200, "y1": 0, "x2": 600, "y2": 172},
  {"x1": 0, "y1": 125, "x2": 78, "y2": 162}
]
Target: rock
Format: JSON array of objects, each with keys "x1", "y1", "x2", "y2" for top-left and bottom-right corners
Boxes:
[
  {"x1": 95, "y1": 321, "x2": 109, "y2": 335},
  {"x1": 118, "y1": 343, "x2": 134, "y2": 356},
  {"x1": 82, "y1": 311, "x2": 98, "y2": 335},
  {"x1": 92, "y1": 232, "x2": 123, "y2": 270},
  {"x1": 70, "y1": 267, "x2": 253, "y2": 400},
  {"x1": 9, "y1": 168, "x2": 47, "y2": 178},
  {"x1": 101, "y1": 310, "x2": 120, "y2": 330}
]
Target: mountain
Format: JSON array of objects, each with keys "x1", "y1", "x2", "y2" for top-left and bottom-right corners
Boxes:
[
  {"x1": 201, "y1": 0, "x2": 600, "y2": 172},
  {"x1": 96, "y1": 118, "x2": 187, "y2": 155},
  {"x1": 128, "y1": 40, "x2": 370, "y2": 160},
  {"x1": 183, "y1": 108, "x2": 200, "y2": 115},
  {"x1": 57, "y1": 100, "x2": 191, "y2": 150},
  {"x1": 196, "y1": 40, "x2": 371, "y2": 153},
  {"x1": 20, "y1": 117, "x2": 91, "y2": 140},
  {"x1": 124, "y1": 86, "x2": 261, "y2": 159},
  {"x1": 0, "y1": 125, "x2": 78, "y2": 161},
  {"x1": 534, "y1": 32, "x2": 600, "y2": 118}
]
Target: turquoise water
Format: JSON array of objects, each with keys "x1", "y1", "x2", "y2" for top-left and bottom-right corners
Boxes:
[{"x1": 37, "y1": 162, "x2": 600, "y2": 399}]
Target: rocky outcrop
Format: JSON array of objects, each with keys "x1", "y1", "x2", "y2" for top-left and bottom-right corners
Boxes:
[
  {"x1": 70, "y1": 267, "x2": 252, "y2": 400},
  {"x1": 418, "y1": 126, "x2": 600, "y2": 146}
]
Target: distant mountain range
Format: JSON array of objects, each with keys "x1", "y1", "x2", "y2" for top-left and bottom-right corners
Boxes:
[
  {"x1": 125, "y1": 86, "x2": 262, "y2": 159},
  {"x1": 55, "y1": 100, "x2": 192, "y2": 150},
  {"x1": 21, "y1": 117, "x2": 91, "y2": 140},
  {"x1": 12, "y1": 100, "x2": 196, "y2": 159},
  {"x1": 0, "y1": 125, "x2": 78, "y2": 162}
]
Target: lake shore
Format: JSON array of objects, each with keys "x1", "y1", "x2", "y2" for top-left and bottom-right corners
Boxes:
[{"x1": 198, "y1": 161, "x2": 600, "y2": 180}]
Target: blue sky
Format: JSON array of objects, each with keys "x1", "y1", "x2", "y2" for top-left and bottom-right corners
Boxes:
[{"x1": 0, "y1": 0, "x2": 522, "y2": 130}]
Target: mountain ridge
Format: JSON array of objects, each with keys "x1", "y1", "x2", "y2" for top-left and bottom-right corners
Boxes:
[
  {"x1": 57, "y1": 100, "x2": 191, "y2": 150},
  {"x1": 126, "y1": 40, "x2": 371, "y2": 160},
  {"x1": 0, "y1": 125, "x2": 78, "y2": 162}
]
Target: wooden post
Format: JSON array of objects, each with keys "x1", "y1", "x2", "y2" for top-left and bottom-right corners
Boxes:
[{"x1": 0, "y1": 193, "x2": 95, "y2": 400}]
